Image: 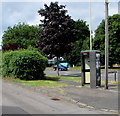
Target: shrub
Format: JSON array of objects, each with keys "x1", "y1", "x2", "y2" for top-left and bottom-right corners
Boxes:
[{"x1": 2, "y1": 49, "x2": 48, "y2": 80}]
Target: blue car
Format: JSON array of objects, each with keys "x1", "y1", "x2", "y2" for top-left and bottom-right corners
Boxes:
[{"x1": 53, "y1": 62, "x2": 69, "y2": 71}]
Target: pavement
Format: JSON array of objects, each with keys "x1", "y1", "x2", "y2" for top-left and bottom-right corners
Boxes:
[
  {"x1": 3, "y1": 78, "x2": 119, "y2": 114},
  {"x1": 59, "y1": 82, "x2": 119, "y2": 112},
  {"x1": 43, "y1": 68, "x2": 119, "y2": 114},
  {"x1": 4, "y1": 79, "x2": 110, "y2": 114},
  {"x1": 31, "y1": 80, "x2": 119, "y2": 114},
  {"x1": 1, "y1": 68, "x2": 119, "y2": 114}
]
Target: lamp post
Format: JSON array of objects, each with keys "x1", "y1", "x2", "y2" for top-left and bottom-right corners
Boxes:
[
  {"x1": 118, "y1": 1, "x2": 120, "y2": 14},
  {"x1": 105, "y1": 0, "x2": 109, "y2": 89},
  {"x1": 89, "y1": 0, "x2": 92, "y2": 50}
]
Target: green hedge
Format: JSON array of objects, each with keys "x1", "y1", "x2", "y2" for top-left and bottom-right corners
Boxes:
[{"x1": 2, "y1": 50, "x2": 48, "y2": 80}]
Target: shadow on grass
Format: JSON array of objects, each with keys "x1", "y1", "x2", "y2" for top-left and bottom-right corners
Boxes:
[
  {"x1": 43, "y1": 75, "x2": 60, "y2": 81},
  {"x1": 2, "y1": 75, "x2": 60, "y2": 82}
]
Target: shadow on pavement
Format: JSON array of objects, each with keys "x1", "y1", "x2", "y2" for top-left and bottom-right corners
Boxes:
[{"x1": 2, "y1": 106, "x2": 28, "y2": 114}]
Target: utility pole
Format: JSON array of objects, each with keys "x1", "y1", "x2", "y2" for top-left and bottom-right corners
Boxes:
[
  {"x1": 89, "y1": 0, "x2": 92, "y2": 50},
  {"x1": 118, "y1": 1, "x2": 120, "y2": 14},
  {"x1": 105, "y1": 0, "x2": 109, "y2": 89}
]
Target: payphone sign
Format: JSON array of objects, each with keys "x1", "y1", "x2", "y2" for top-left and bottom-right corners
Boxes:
[
  {"x1": 96, "y1": 53, "x2": 100, "y2": 69},
  {"x1": 82, "y1": 52, "x2": 90, "y2": 70},
  {"x1": 85, "y1": 57, "x2": 90, "y2": 69},
  {"x1": 96, "y1": 53, "x2": 101, "y2": 86}
]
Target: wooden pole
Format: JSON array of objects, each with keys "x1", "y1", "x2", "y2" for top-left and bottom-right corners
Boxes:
[
  {"x1": 105, "y1": 0, "x2": 109, "y2": 89},
  {"x1": 89, "y1": 0, "x2": 92, "y2": 50}
]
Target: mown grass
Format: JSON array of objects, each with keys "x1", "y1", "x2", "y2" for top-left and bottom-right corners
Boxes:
[
  {"x1": 2, "y1": 73, "x2": 119, "y2": 87},
  {"x1": 3, "y1": 76, "x2": 67, "y2": 87},
  {"x1": 109, "y1": 81, "x2": 120, "y2": 85},
  {"x1": 46, "y1": 66, "x2": 81, "y2": 71},
  {"x1": 101, "y1": 80, "x2": 120, "y2": 85},
  {"x1": 3, "y1": 75, "x2": 81, "y2": 87},
  {"x1": 59, "y1": 76, "x2": 81, "y2": 82},
  {"x1": 46, "y1": 75, "x2": 81, "y2": 82},
  {"x1": 17, "y1": 80, "x2": 67, "y2": 87},
  {"x1": 68, "y1": 66, "x2": 81, "y2": 71},
  {"x1": 101, "y1": 66, "x2": 120, "y2": 71}
]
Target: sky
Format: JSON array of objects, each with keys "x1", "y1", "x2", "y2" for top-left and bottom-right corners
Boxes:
[{"x1": 0, "y1": 0, "x2": 120, "y2": 47}]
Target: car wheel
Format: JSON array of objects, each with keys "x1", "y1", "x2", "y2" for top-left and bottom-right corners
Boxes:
[{"x1": 65, "y1": 68, "x2": 68, "y2": 71}]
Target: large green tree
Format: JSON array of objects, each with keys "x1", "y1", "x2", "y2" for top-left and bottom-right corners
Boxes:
[
  {"x1": 64, "y1": 20, "x2": 90, "y2": 65},
  {"x1": 37, "y1": 2, "x2": 77, "y2": 58},
  {"x1": 37, "y1": 2, "x2": 78, "y2": 75},
  {"x1": 2, "y1": 23, "x2": 40, "y2": 50},
  {"x1": 93, "y1": 14, "x2": 120, "y2": 67}
]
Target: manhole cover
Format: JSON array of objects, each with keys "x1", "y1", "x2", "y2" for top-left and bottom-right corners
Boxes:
[{"x1": 51, "y1": 97, "x2": 60, "y2": 101}]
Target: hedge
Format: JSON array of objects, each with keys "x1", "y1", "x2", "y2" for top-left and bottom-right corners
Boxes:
[{"x1": 2, "y1": 49, "x2": 48, "y2": 80}]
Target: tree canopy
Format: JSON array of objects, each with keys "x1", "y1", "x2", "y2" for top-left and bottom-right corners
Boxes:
[
  {"x1": 2, "y1": 23, "x2": 40, "y2": 51},
  {"x1": 64, "y1": 20, "x2": 90, "y2": 65},
  {"x1": 93, "y1": 14, "x2": 120, "y2": 66},
  {"x1": 37, "y1": 2, "x2": 78, "y2": 58}
]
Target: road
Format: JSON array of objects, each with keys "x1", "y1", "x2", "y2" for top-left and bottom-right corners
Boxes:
[
  {"x1": 45, "y1": 68, "x2": 81, "y2": 77},
  {"x1": 1, "y1": 79, "x2": 110, "y2": 114},
  {"x1": 45, "y1": 68, "x2": 119, "y2": 81}
]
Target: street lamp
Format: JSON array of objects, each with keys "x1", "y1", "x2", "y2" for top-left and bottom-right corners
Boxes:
[
  {"x1": 89, "y1": 0, "x2": 92, "y2": 50},
  {"x1": 105, "y1": 0, "x2": 109, "y2": 89}
]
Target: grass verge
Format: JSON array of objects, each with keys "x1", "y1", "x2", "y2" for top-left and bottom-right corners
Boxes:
[
  {"x1": 46, "y1": 66, "x2": 81, "y2": 71},
  {"x1": 68, "y1": 66, "x2": 81, "y2": 71},
  {"x1": 3, "y1": 76, "x2": 67, "y2": 87},
  {"x1": 101, "y1": 80, "x2": 120, "y2": 85},
  {"x1": 46, "y1": 75, "x2": 81, "y2": 82},
  {"x1": 2, "y1": 75, "x2": 119, "y2": 88},
  {"x1": 2, "y1": 75, "x2": 81, "y2": 87}
]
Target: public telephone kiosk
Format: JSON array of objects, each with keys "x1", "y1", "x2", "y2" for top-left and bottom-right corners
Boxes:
[{"x1": 81, "y1": 50, "x2": 101, "y2": 88}]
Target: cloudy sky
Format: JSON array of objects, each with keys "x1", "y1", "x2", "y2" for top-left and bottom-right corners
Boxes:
[{"x1": 0, "y1": 0, "x2": 120, "y2": 46}]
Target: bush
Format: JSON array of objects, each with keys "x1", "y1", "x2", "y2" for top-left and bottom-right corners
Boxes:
[{"x1": 2, "y1": 49, "x2": 48, "y2": 80}]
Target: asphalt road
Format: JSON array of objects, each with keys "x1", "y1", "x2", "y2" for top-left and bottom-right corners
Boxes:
[
  {"x1": 44, "y1": 68, "x2": 81, "y2": 77},
  {"x1": 44, "y1": 68, "x2": 119, "y2": 81},
  {"x1": 1, "y1": 79, "x2": 110, "y2": 114}
]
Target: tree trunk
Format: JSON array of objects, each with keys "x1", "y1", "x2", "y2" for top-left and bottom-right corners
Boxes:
[{"x1": 57, "y1": 57, "x2": 60, "y2": 76}]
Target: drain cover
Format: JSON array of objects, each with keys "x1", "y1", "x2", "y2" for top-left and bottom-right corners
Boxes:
[{"x1": 51, "y1": 97, "x2": 60, "y2": 101}]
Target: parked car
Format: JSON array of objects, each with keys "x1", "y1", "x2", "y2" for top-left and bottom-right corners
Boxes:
[
  {"x1": 48, "y1": 57, "x2": 64, "y2": 67},
  {"x1": 53, "y1": 62, "x2": 69, "y2": 71}
]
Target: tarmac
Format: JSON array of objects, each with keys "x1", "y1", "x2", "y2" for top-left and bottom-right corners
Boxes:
[
  {"x1": 14, "y1": 77, "x2": 118, "y2": 114},
  {"x1": 2, "y1": 69, "x2": 119, "y2": 114},
  {"x1": 59, "y1": 81, "x2": 119, "y2": 113},
  {"x1": 36, "y1": 81, "x2": 119, "y2": 113},
  {"x1": 43, "y1": 68, "x2": 119, "y2": 114}
]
